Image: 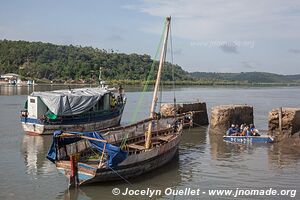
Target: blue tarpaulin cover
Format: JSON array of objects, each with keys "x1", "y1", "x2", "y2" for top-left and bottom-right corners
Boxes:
[{"x1": 46, "y1": 130, "x2": 128, "y2": 168}]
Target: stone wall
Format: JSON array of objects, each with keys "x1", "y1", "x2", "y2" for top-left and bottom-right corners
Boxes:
[
  {"x1": 160, "y1": 102, "x2": 209, "y2": 126},
  {"x1": 268, "y1": 108, "x2": 300, "y2": 141},
  {"x1": 210, "y1": 104, "x2": 253, "y2": 131}
]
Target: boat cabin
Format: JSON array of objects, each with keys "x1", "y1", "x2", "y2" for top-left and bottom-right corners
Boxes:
[{"x1": 23, "y1": 88, "x2": 120, "y2": 122}]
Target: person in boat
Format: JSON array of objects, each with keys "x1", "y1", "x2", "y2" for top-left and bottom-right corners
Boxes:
[
  {"x1": 226, "y1": 124, "x2": 237, "y2": 136},
  {"x1": 235, "y1": 124, "x2": 240, "y2": 133},
  {"x1": 240, "y1": 123, "x2": 246, "y2": 132},
  {"x1": 240, "y1": 125, "x2": 248, "y2": 136},
  {"x1": 250, "y1": 124, "x2": 260, "y2": 136},
  {"x1": 246, "y1": 125, "x2": 253, "y2": 136},
  {"x1": 118, "y1": 85, "x2": 124, "y2": 102},
  {"x1": 110, "y1": 94, "x2": 117, "y2": 108}
]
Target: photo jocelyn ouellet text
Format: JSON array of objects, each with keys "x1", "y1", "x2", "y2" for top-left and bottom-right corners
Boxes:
[{"x1": 112, "y1": 187, "x2": 297, "y2": 198}]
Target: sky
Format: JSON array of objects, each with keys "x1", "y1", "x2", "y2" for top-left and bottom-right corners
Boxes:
[{"x1": 0, "y1": 0, "x2": 299, "y2": 74}]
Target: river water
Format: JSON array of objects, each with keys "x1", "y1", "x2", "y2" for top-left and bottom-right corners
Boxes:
[{"x1": 0, "y1": 85, "x2": 299, "y2": 200}]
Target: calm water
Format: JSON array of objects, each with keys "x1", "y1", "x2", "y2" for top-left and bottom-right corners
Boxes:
[{"x1": 0, "y1": 85, "x2": 300, "y2": 200}]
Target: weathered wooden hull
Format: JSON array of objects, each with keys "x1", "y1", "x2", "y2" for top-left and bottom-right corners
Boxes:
[
  {"x1": 56, "y1": 126, "x2": 182, "y2": 185},
  {"x1": 223, "y1": 135, "x2": 274, "y2": 143},
  {"x1": 91, "y1": 133, "x2": 180, "y2": 183}
]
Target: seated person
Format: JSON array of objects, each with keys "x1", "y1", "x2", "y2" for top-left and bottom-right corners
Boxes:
[
  {"x1": 226, "y1": 124, "x2": 237, "y2": 136},
  {"x1": 250, "y1": 124, "x2": 260, "y2": 136},
  {"x1": 235, "y1": 124, "x2": 240, "y2": 133},
  {"x1": 240, "y1": 125, "x2": 248, "y2": 136},
  {"x1": 240, "y1": 123, "x2": 246, "y2": 132}
]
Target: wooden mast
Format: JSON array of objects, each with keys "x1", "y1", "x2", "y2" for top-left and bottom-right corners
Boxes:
[{"x1": 145, "y1": 16, "x2": 171, "y2": 149}]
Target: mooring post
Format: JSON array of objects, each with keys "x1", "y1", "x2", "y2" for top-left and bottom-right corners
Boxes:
[
  {"x1": 69, "y1": 155, "x2": 79, "y2": 187},
  {"x1": 278, "y1": 107, "x2": 283, "y2": 134}
]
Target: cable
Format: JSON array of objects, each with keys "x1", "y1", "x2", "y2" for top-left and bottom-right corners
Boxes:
[
  {"x1": 108, "y1": 166, "x2": 133, "y2": 186},
  {"x1": 120, "y1": 18, "x2": 169, "y2": 147}
]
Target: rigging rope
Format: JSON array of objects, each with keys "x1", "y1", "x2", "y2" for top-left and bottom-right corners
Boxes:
[
  {"x1": 130, "y1": 20, "x2": 167, "y2": 123},
  {"x1": 169, "y1": 20, "x2": 177, "y2": 110},
  {"x1": 120, "y1": 19, "x2": 168, "y2": 148},
  {"x1": 108, "y1": 166, "x2": 133, "y2": 185}
]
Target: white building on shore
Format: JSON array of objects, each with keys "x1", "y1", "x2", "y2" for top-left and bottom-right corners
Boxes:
[{"x1": 0, "y1": 73, "x2": 20, "y2": 85}]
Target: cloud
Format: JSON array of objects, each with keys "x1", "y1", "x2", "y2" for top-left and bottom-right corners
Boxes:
[
  {"x1": 124, "y1": 0, "x2": 300, "y2": 40},
  {"x1": 106, "y1": 34, "x2": 124, "y2": 42},
  {"x1": 219, "y1": 42, "x2": 238, "y2": 54},
  {"x1": 288, "y1": 48, "x2": 300, "y2": 54}
]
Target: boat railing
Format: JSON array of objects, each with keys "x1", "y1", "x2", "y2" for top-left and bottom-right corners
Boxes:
[{"x1": 45, "y1": 103, "x2": 124, "y2": 124}]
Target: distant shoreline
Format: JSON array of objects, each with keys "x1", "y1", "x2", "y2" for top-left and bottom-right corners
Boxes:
[{"x1": 1, "y1": 80, "x2": 300, "y2": 87}]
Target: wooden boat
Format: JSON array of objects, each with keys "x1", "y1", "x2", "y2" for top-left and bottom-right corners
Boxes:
[
  {"x1": 47, "y1": 16, "x2": 185, "y2": 186},
  {"x1": 223, "y1": 135, "x2": 274, "y2": 143},
  {"x1": 20, "y1": 84, "x2": 126, "y2": 135}
]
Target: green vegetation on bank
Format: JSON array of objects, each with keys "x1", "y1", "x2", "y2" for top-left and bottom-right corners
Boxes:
[
  {"x1": 0, "y1": 40, "x2": 191, "y2": 83},
  {"x1": 0, "y1": 40, "x2": 300, "y2": 85},
  {"x1": 190, "y1": 72, "x2": 300, "y2": 84}
]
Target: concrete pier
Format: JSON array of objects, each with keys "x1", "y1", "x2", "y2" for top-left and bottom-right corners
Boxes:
[
  {"x1": 268, "y1": 107, "x2": 300, "y2": 141},
  {"x1": 210, "y1": 104, "x2": 253, "y2": 131},
  {"x1": 160, "y1": 102, "x2": 209, "y2": 126}
]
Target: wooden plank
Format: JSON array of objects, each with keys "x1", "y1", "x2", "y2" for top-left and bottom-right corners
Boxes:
[
  {"x1": 62, "y1": 133, "x2": 107, "y2": 143},
  {"x1": 127, "y1": 143, "x2": 146, "y2": 150},
  {"x1": 156, "y1": 134, "x2": 174, "y2": 142}
]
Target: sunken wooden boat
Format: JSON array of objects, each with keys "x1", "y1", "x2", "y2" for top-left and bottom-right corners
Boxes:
[
  {"x1": 223, "y1": 135, "x2": 274, "y2": 143},
  {"x1": 46, "y1": 16, "x2": 185, "y2": 186}
]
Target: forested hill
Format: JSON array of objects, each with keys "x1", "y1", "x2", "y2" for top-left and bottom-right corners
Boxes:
[
  {"x1": 190, "y1": 72, "x2": 300, "y2": 83},
  {"x1": 0, "y1": 40, "x2": 191, "y2": 82},
  {"x1": 1, "y1": 40, "x2": 299, "y2": 84}
]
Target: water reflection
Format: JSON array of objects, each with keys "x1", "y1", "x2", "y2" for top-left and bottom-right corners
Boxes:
[
  {"x1": 268, "y1": 139, "x2": 300, "y2": 169},
  {"x1": 0, "y1": 84, "x2": 87, "y2": 96},
  {"x1": 59, "y1": 189, "x2": 92, "y2": 200},
  {"x1": 208, "y1": 127, "x2": 300, "y2": 169},
  {"x1": 21, "y1": 135, "x2": 55, "y2": 176},
  {"x1": 56, "y1": 128, "x2": 207, "y2": 200},
  {"x1": 57, "y1": 154, "x2": 181, "y2": 200},
  {"x1": 178, "y1": 126, "x2": 208, "y2": 182},
  {"x1": 10, "y1": 86, "x2": 300, "y2": 200},
  {"x1": 0, "y1": 85, "x2": 32, "y2": 96},
  {"x1": 208, "y1": 128, "x2": 257, "y2": 160}
]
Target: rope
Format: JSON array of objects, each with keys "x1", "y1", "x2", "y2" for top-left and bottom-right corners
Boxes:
[
  {"x1": 157, "y1": 35, "x2": 168, "y2": 113},
  {"x1": 159, "y1": 77, "x2": 163, "y2": 112},
  {"x1": 169, "y1": 19, "x2": 177, "y2": 111},
  {"x1": 130, "y1": 20, "x2": 167, "y2": 123},
  {"x1": 120, "y1": 18, "x2": 169, "y2": 148},
  {"x1": 108, "y1": 166, "x2": 133, "y2": 186},
  {"x1": 192, "y1": 121, "x2": 206, "y2": 127}
]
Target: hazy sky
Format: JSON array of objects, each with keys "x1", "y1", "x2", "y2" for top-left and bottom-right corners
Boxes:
[{"x1": 0, "y1": 0, "x2": 299, "y2": 74}]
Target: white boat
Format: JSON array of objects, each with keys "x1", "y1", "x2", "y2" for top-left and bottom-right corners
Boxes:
[{"x1": 20, "y1": 85, "x2": 126, "y2": 135}]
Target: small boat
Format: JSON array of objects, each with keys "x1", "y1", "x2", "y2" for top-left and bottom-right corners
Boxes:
[
  {"x1": 47, "y1": 116, "x2": 183, "y2": 186},
  {"x1": 223, "y1": 135, "x2": 274, "y2": 143},
  {"x1": 20, "y1": 84, "x2": 126, "y2": 135},
  {"x1": 46, "y1": 16, "x2": 185, "y2": 187},
  {"x1": 8, "y1": 79, "x2": 17, "y2": 85}
]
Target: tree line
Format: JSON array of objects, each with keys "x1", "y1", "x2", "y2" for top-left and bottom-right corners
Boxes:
[{"x1": 0, "y1": 40, "x2": 191, "y2": 83}]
